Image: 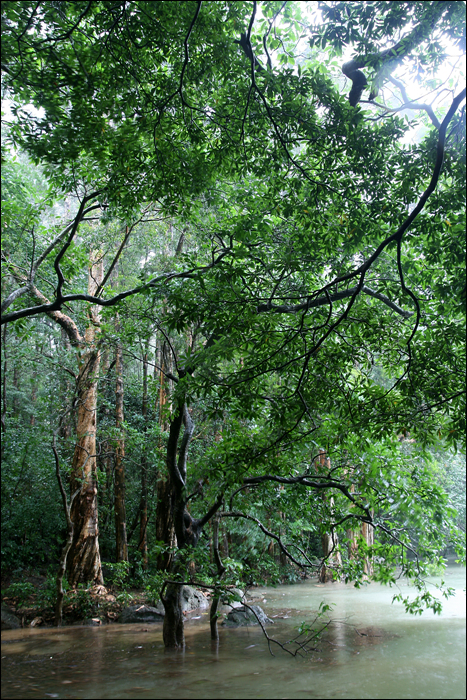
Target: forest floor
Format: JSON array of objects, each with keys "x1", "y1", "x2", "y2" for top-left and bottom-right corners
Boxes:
[{"x1": 1, "y1": 570, "x2": 167, "y2": 628}]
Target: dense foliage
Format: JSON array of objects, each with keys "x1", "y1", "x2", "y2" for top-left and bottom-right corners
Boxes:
[{"x1": 1, "y1": 1, "x2": 465, "y2": 635}]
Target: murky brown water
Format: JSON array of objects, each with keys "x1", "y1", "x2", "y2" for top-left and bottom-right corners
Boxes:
[{"x1": 2, "y1": 565, "x2": 465, "y2": 699}]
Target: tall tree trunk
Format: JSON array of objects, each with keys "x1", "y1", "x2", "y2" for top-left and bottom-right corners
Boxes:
[
  {"x1": 161, "y1": 400, "x2": 223, "y2": 649},
  {"x1": 162, "y1": 570, "x2": 185, "y2": 648},
  {"x1": 361, "y1": 517, "x2": 374, "y2": 576},
  {"x1": 12, "y1": 362, "x2": 19, "y2": 418},
  {"x1": 319, "y1": 516, "x2": 342, "y2": 583},
  {"x1": 30, "y1": 360, "x2": 37, "y2": 426},
  {"x1": 59, "y1": 329, "x2": 73, "y2": 440},
  {"x1": 210, "y1": 514, "x2": 226, "y2": 641},
  {"x1": 1, "y1": 325, "x2": 7, "y2": 439},
  {"x1": 155, "y1": 478, "x2": 175, "y2": 570},
  {"x1": 315, "y1": 450, "x2": 342, "y2": 583},
  {"x1": 138, "y1": 343, "x2": 149, "y2": 569},
  {"x1": 155, "y1": 339, "x2": 176, "y2": 571},
  {"x1": 53, "y1": 433, "x2": 79, "y2": 627},
  {"x1": 161, "y1": 402, "x2": 193, "y2": 649},
  {"x1": 346, "y1": 476, "x2": 374, "y2": 576},
  {"x1": 114, "y1": 328, "x2": 128, "y2": 562},
  {"x1": 97, "y1": 349, "x2": 112, "y2": 530},
  {"x1": 67, "y1": 252, "x2": 104, "y2": 587}
]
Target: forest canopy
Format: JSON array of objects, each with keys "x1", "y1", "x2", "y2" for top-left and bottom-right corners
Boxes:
[{"x1": 1, "y1": 1, "x2": 465, "y2": 647}]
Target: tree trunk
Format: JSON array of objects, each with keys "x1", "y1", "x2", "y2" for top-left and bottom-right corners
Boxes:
[
  {"x1": 30, "y1": 361, "x2": 37, "y2": 426},
  {"x1": 346, "y1": 479, "x2": 374, "y2": 576},
  {"x1": 67, "y1": 345, "x2": 103, "y2": 585},
  {"x1": 1, "y1": 325, "x2": 8, "y2": 438},
  {"x1": 12, "y1": 362, "x2": 19, "y2": 418},
  {"x1": 315, "y1": 450, "x2": 342, "y2": 583},
  {"x1": 362, "y1": 515, "x2": 374, "y2": 576},
  {"x1": 67, "y1": 253, "x2": 104, "y2": 587},
  {"x1": 319, "y1": 515, "x2": 342, "y2": 583},
  {"x1": 160, "y1": 396, "x2": 223, "y2": 647},
  {"x1": 210, "y1": 515, "x2": 226, "y2": 641},
  {"x1": 162, "y1": 577, "x2": 185, "y2": 648},
  {"x1": 96, "y1": 348, "x2": 111, "y2": 526},
  {"x1": 279, "y1": 527, "x2": 288, "y2": 568},
  {"x1": 53, "y1": 433, "x2": 78, "y2": 627},
  {"x1": 59, "y1": 329, "x2": 73, "y2": 440},
  {"x1": 161, "y1": 402, "x2": 194, "y2": 648},
  {"x1": 155, "y1": 338, "x2": 176, "y2": 571},
  {"x1": 138, "y1": 345, "x2": 149, "y2": 569},
  {"x1": 114, "y1": 331, "x2": 128, "y2": 562},
  {"x1": 155, "y1": 478, "x2": 175, "y2": 570}
]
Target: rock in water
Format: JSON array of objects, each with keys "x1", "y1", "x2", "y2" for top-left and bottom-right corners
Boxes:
[
  {"x1": 181, "y1": 586, "x2": 209, "y2": 612},
  {"x1": 118, "y1": 605, "x2": 164, "y2": 624},
  {"x1": 1, "y1": 603, "x2": 20, "y2": 630},
  {"x1": 221, "y1": 605, "x2": 273, "y2": 627}
]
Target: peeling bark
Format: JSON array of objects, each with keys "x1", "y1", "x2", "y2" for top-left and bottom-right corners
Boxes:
[
  {"x1": 66, "y1": 345, "x2": 103, "y2": 586},
  {"x1": 66, "y1": 252, "x2": 104, "y2": 587}
]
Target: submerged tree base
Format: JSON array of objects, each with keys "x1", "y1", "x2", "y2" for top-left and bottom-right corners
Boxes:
[{"x1": 162, "y1": 582, "x2": 185, "y2": 648}]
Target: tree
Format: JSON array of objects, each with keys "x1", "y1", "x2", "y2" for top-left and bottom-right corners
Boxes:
[
  {"x1": 1, "y1": 1, "x2": 465, "y2": 647},
  {"x1": 113, "y1": 312, "x2": 128, "y2": 563}
]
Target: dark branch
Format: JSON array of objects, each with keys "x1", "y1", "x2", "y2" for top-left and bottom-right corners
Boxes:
[
  {"x1": 257, "y1": 285, "x2": 413, "y2": 318},
  {"x1": 1, "y1": 248, "x2": 233, "y2": 325}
]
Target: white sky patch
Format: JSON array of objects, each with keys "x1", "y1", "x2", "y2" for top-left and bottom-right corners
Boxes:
[
  {"x1": 140, "y1": 251, "x2": 156, "y2": 267},
  {"x1": 253, "y1": 3, "x2": 465, "y2": 147}
]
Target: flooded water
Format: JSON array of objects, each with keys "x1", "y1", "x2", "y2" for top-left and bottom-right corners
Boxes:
[{"x1": 2, "y1": 565, "x2": 465, "y2": 699}]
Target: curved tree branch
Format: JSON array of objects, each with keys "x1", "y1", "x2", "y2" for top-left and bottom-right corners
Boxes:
[
  {"x1": 1, "y1": 200, "x2": 102, "y2": 315},
  {"x1": 383, "y1": 75, "x2": 441, "y2": 128},
  {"x1": 53, "y1": 192, "x2": 102, "y2": 301},
  {"x1": 316, "y1": 88, "x2": 465, "y2": 296},
  {"x1": 257, "y1": 284, "x2": 414, "y2": 318},
  {"x1": 221, "y1": 510, "x2": 308, "y2": 569},
  {"x1": 1, "y1": 248, "x2": 233, "y2": 325},
  {"x1": 342, "y1": 2, "x2": 449, "y2": 105}
]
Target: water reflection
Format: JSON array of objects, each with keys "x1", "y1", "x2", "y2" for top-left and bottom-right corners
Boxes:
[{"x1": 2, "y1": 566, "x2": 465, "y2": 699}]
